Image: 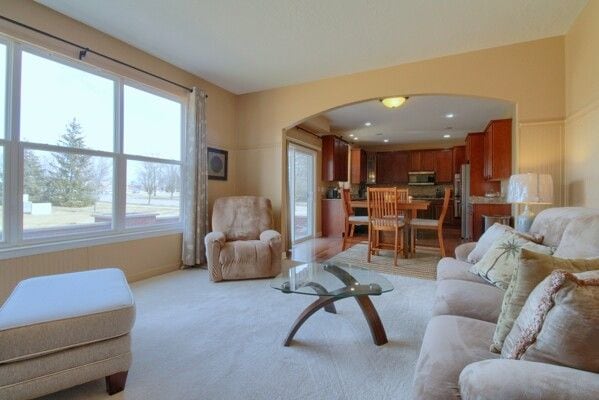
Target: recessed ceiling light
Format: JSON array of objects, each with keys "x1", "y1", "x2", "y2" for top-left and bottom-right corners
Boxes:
[
  {"x1": 445, "y1": 113, "x2": 454, "y2": 118},
  {"x1": 443, "y1": 134, "x2": 451, "y2": 138},
  {"x1": 353, "y1": 137, "x2": 358, "y2": 141},
  {"x1": 364, "y1": 122, "x2": 372, "y2": 126},
  {"x1": 383, "y1": 139, "x2": 389, "y2": 143},
  {"x1": 349, "y1": 133, "x2": 354, "y2": 137}
]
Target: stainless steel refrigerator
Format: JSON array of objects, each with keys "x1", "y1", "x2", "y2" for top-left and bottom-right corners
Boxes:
[{"x1": 460, "y1": 164, "x2": 472, "y2": 240}]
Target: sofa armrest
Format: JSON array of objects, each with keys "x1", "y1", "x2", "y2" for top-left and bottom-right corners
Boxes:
[
  {"x1": 454, "y1": 242, "x2": 476, "y2": 262},
  {"x1": 260, "y1": 230, "x2": 282, "y2": 276},
  {"x1": 260, "y1": 230, "x2": 281, "y2": 244},
  {"x1": 204, "y1": 231, "x2": 226, "y2": 281},
  {"x1": 205, "y1": 231, "x2": 226, "y2": 246},
  {"x1": 459, "y1": 359, "x2": 599, "y2": 400}
]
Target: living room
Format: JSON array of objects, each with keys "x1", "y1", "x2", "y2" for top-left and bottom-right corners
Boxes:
[{"x1": 0, "y1": 1, "x2": 598, "y2": 399}]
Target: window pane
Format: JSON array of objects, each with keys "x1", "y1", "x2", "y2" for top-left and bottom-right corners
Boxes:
[
  {"x1": 124, "y1": 85, "x2": 181, "y2": 160},
  {"x1": 126, "y1": 160, "x2": 180, "y2": 227},
  {"x1": 20, "y1": 51, "x2": 114, "y2": 151},
  {"x1": 23, "y1": 149, "x2": 113, "y2": 239},
  {"x1": 0, "y1": 43, "x2": 6, "y2": 139}
]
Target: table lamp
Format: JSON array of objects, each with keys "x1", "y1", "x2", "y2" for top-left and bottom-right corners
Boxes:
[{"x1": 507, "y1": 173, "x2": 553, "y2": 232}]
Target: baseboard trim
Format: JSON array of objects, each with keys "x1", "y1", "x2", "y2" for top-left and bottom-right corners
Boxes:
[{"x1": 127, "y1": 263, "x2": 181, "y2": 283}]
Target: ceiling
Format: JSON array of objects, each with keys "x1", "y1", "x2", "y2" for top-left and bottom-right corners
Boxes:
[
  {"x1": 323, "y1": 95, "x2": 513, "y2": 145},
  {"x1": 37, "y1": 0, "x2": 587, "y2": 94}
]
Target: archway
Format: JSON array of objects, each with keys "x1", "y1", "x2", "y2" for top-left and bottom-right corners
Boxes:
[{"x1": 280, "y1": 93, "x2": 517, "y2": 255}]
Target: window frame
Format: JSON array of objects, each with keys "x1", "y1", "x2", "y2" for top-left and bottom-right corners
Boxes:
[{"x1": 0, "y1": 35, "x2": 187, "y2": 259}]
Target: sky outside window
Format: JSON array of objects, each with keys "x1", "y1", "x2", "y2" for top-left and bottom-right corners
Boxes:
[
  {"x1": 124, "y1": 85, "x2": 181, "y2": 161},
  {"x1": 20, "y1": 51, "x2": 114, "y2": 151}
]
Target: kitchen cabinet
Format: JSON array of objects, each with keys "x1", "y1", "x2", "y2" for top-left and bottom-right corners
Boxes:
[
  {"x1": 421, "y1": 150, "x2": 436, "y2": 171},
  {"x1": 409, "y1": 150, "x2": 435, "y2": 171},
  {"x1": 484, "y1": 119, "x2": 512, "y2": 181},
  {"x1": 321, "y1": 199, "x2": 344, "y2": 237},
  {"x1": 322, "y1": 135, "x2": 348, "y2": 181},
  {"x1": 466, "y1": 133, "x2": 500, "y2": 196},
  {"x1": 409, "y1": 151, "x2": 421, "y2": 171},
  {"x1": 452, "y1": 145, "x2": 465, "y2": 173},
  {"x1": 471, "y1": 203, "x2": 511, "y2": 241},
  {"x1": 376, "y1": 151, "x2": 409, "y2": 184},
  {"x1": 435, "y1": 149, "x2": 453, "y2": 183},
  {"x1": 350, "y1": 148, "x2": 367, "y2": 184}
]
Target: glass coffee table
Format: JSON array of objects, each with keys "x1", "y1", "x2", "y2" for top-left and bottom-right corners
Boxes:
[{"x1": 271, "y1": 262, "x2": 394, "y2": 346}]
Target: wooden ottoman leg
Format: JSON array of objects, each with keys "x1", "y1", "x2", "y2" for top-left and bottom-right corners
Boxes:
[{"x1": 106, "y1": 371, "x2": 128, "y2": 395}]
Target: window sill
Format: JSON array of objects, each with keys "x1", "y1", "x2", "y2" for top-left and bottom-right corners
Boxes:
[{"x1": 0, "y1": 227, "x2": 183, "y2": 260}]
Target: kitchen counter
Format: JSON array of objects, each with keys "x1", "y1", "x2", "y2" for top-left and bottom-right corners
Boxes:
[{"x1": 469, "y1": 196, "x2": 510, "y2": 205}]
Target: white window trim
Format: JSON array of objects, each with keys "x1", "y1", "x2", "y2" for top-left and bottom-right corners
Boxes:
[{"x1": 0, "y1": 33, "x2": 188, "y2": 259}]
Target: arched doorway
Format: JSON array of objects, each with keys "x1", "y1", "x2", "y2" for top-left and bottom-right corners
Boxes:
[{"x1": 281, "y1": 94, "x2": 516, "y2": 256}]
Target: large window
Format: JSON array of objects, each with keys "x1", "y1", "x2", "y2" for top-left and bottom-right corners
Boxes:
[{"x1": 0, "y1": 37, "x2": 185, "y2": 255}]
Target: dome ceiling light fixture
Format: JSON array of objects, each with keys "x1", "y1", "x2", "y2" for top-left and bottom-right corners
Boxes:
[{"x1": 380, "y1": 96, "x2": 408, "y2": 109}]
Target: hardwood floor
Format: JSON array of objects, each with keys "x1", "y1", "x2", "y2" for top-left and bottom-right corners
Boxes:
[{"x1": 291, "y1": 227, "x2": 464, "y2": 263}]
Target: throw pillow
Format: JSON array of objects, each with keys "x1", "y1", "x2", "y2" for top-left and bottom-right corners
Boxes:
[
  {"x1": 501, "y1": 270, "x2": 599, "y2": 373},
  {"x1": 554, "y1": 215, "x2": 599, "y2": 259},
  {"x1": 467, "y1": 223, "x2": 542, "y2": 264},
  {"x1": 469, "y1": 232, "x2": 553, "y2": 290},
  {"x1": 490, "y1": 250, "x2": 599, "y2": 353}
]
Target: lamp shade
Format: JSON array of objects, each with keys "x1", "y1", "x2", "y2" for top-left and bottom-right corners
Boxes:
[{"x1": 507, "y1": 173, "x2": 553, "y2": 204}]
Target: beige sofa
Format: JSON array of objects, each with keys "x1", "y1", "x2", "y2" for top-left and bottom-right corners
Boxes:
[
  {"x1": 205, "y1": 196, "x2": 282, "y2": 281},
  {"x1": 412, "y1": 207, "x2": 599, "y2": 399}
]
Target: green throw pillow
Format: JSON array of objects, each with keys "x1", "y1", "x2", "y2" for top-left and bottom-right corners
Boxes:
[
  {"x1": 490, "y1": 249, "x2": 599, "y2": 353},
  {"x1": 469, "y1": 232, "x2": 553, "y2": 290}
]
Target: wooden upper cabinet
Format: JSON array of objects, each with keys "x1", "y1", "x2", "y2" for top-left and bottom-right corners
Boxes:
[
  {"x1": 452, "y1": 145, "x2": 466, "y2": 173},
  {"x1": 435, "y1": 149, "x2": 453, "y2": 183},
  {"x1": 375, "y1": 151, "x2": 409, "y2": 184},
  {"x1": 322, "y1": 135, "x2": 348, "y2": 181},
  {"x1": 350, "y1": 148, "x2": 367, "y2": 184},
  {"x1": 409, "y1": 151, "x2": 422, "y2": 171},
  {"x1": 421, "y1": 150, "x2": 436, "y2": 171},
  {"x1": 412, "y1": 150, "x2": 436, "y2": 171},
  {"x1": 466, "y1": 132, "x2": 500, "y2": 196},
  {"x1": 484, "y1": 119, "x2": 512, "y2": 181}
]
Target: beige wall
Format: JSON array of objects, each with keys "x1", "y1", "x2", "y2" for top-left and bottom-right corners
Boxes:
[
  {"x1": 236, "y1": 37, "x2": 566, "y2": 247},
  {"x1": 518, "y1": 121, "x2": 565, "y2": 216},
  {"x1": 0, "y1": 0, "x2": 238, "y2": 296},
  {"x1": 564, "y1": 0, "x2": 599, "y2": 207}
]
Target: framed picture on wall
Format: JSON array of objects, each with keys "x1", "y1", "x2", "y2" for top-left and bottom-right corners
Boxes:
[{"x1": 207, "y1": 147, "x2": 228, "y2": 181}]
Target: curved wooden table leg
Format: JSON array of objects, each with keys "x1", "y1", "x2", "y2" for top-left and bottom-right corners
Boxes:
[
  {"x1": 283, "y1": 296, "x2": 338, "y2": 346},
  {"x1": 354, "y1": 295, "x2": 388, "y2": 345},
  {"x1": 305, "y1": 282, "x2": 336, "y2": 313}
]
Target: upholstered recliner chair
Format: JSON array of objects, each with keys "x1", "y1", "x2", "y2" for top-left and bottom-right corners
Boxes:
[{"x1": 204, "y1": 196, "x2": 282, "y2": 282}]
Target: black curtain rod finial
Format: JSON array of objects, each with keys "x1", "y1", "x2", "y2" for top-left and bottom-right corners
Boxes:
[{"x1": 78, "y1": 47, "x2": 88, "y2": 60}]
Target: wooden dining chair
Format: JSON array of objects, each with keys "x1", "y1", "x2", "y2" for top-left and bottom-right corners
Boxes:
[
  {"x1": 410, "y1": 187, "x2": 451, "y2": 257},
  {"x1": 341, "y1": 189, "x2": 369, "y2": 250},
  {"x1": 367, "y1": 187, "x2": 406, "y2": 266}
]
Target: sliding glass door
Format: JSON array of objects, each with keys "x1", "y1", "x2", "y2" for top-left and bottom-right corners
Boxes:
[{"x1": 288, "y1": 143, "x2": 316, "y2": 243}]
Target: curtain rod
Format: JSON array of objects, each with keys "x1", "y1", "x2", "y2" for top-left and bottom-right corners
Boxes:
[{"x1": 0, "y1": 14, "x2": 196, "y2": 94}]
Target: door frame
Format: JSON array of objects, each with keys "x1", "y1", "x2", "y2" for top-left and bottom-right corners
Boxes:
[{"x1": 287, "y1": 142, "x2": 317, "y2": 244}]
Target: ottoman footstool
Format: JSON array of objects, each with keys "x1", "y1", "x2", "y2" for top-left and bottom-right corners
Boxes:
[{"x1": 0, "y1": 268, "x2": 136, "y2": 400}]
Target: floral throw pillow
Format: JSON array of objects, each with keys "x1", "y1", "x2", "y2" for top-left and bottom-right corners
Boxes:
[{"x1": 469, "y1": 232, "x2": 554, "y2": 289}]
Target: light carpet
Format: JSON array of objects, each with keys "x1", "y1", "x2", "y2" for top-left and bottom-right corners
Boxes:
[
  {"x1": 328, "y1": 243, "x2": 439, "y2": 280},
  {"x1": 39, "y1": 268, "x2": 436, "y2": 400}
]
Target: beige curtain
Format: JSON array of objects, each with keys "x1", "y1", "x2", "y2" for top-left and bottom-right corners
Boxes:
[{"x1": 182, "y1": 87, "x2": 208, "y2": 267}]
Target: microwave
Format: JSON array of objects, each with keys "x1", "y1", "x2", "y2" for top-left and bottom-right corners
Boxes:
[{"x1": 408, "y1": 171, "x2": 435, "y2": 185}]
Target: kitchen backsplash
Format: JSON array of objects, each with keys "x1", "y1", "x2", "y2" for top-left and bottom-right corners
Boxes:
[{"x1": 349, "y1": 183, "x2": 452, "y2": 199}]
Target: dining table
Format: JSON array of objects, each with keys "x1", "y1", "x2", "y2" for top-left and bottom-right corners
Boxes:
[{"x1": 350, "y1": 199, "x2": 431, "y2": 258}]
